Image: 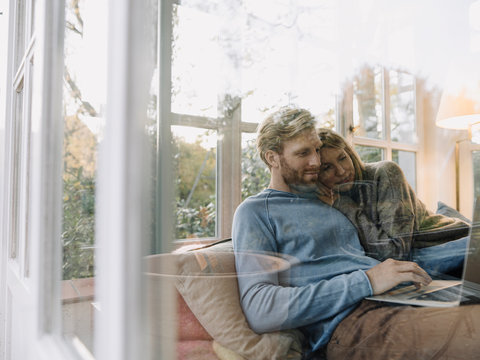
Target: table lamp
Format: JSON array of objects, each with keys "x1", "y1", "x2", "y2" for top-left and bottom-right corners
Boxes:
[{"x1": 436, "y1": 78, "x2": 480, "y2": 210}]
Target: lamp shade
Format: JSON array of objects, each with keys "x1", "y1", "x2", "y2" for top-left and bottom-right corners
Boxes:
[
  {"x1": 436, "y1": 87, "x2": 480, "y2": 129},
  {"x1": 435, "y1": 57, "x2": 480, "y2": 130}
]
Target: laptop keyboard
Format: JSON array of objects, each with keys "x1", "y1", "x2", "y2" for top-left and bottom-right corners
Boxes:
[
  {"x1": 413, "y1": 285, "x2": 480, "y2": 304},
  {"x1": 415, "y1": 285, "x2": 463, "y2": 302}
]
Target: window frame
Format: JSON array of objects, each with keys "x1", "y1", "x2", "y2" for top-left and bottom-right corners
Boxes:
[{"x1": 343, "y1": 67, "x2": 424, "y2": 194}]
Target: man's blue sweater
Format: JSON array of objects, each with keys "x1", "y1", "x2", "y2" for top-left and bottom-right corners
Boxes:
[{"x1": 232, "y1": 189, "x2": 379, "y2": 350}]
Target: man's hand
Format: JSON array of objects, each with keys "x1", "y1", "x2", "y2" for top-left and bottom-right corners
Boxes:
[{"x1": 365, "y1": 258, "x2": 432, "y2": 295}]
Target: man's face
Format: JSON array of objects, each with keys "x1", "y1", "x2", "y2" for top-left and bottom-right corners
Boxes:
[
  {"x1": 318, "y1": 147, "x2": 355, "y2": 192},
  {"x1": 278, "y1": 129, "x2": 322, "y2": 188}
]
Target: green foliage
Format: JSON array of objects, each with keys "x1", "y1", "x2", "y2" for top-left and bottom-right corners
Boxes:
[
  {"x1": 175, "y1": 198, "x2": 216, "y2": 239},
  {"x1": 62, "y1": 166, "x2": 95, "y2": 280},
  {"x1": 241, "y1": 139, "x2": 270, "y2": 200},
  {"x1": 174, "y1": 138, "x2": 216, "y2": 207},
  {"x1": 173, "y1": 135, "x2": 217, "y2": 239},
  {"x1": 172, "y1": 135, "x2": 270, "y2": 239}
]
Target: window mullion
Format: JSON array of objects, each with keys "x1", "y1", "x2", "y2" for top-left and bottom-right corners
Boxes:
[
  {"x1": 383, "y1": 68, "x2": 392, "y2": 161},
  {"x1": 218, "y1": 96, "x2": 242, "y2": 239}
]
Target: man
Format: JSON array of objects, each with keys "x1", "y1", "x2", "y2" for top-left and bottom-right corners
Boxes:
[{"x1": 232, "y1": 107, "x2": 480, "y2": 359}]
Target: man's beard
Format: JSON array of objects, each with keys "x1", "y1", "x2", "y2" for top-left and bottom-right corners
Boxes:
[{"x1": 280, "y1": 157, "x2": 318, "y2": 192}]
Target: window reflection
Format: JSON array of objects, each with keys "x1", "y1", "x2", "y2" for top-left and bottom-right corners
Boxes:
[
  {"x1": 147, "y1": 0, "x2": 473, "y2": 359},
  {"x1": 241, "y1": 133, "x2": 268, "y2": 201},
  {"x1": 390, "y1": 70, "x2": 416, "y2": 144},
  {"x1": 353, "y1": 66, "x2": 383, "y2": 140},
  {"x1": 172, "y1": 126, "x2": 217, "y2": 239},
  {"x1": 392, "y1": 149, "x2": 416, "y2": 191},
  {"x1": 473, "y1": 151, "x2": 480, "y2": 199},
  {"x1": 61, "y1": 0, "x2": 107, "y2": 355},
  {"x1": 355, "y1": 145, "x2": 384, "y2": 163}
]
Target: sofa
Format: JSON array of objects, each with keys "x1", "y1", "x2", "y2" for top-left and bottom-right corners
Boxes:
[
  {"x1": 146, "y1": 239, "x2": 305, "y2": 360},
  {"x1": 145, "y1": 201, "x2": 469, "y2": 360}
]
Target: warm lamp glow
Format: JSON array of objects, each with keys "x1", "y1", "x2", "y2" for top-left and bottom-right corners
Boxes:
[
  {"x1": 436, "y1": 81, "x2": 480, "y2": 130},
  {"x1": 436, "y1": 88, "x2": 480, "y2": 129},
  {"x1": 435, "y1": 57, "x2": 480, "y2": 211},
  {"x1": 436, "y1": 55, "x2": 480, "y2": 130}
]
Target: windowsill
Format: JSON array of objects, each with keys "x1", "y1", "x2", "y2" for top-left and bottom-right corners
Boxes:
[
  {"x1": 61, "y1": 277, "x2": 95, "y2": 304},
  {"x1": 173, "y1": 237, "x2": 220, "y2": 248}
]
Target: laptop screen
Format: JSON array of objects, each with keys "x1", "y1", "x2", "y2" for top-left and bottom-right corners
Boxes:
[{"x1": 462, "y1": 197, "x2": 480, "y2": 291}]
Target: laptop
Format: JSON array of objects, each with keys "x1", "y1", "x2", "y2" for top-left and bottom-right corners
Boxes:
[{"x1": 365, "y1": 197, "x2": 480, "y2": 308}]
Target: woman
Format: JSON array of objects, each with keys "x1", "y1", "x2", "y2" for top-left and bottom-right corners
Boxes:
[{"x1": 316, "y1": 128, "x2": 470, "y2": 268}]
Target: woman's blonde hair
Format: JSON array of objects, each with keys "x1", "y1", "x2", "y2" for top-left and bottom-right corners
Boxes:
[
  {"x1": 317, "y1": 128, "x2": 365, "y2": 181},
  {"x1": 257, "y1": 107, "x2": 317, "y2": 168}
]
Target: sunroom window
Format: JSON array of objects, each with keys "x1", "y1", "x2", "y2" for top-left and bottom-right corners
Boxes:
[
  {"x1": 169, "y1": 0, "x2": 339, "y2": 241},
  {"x1": 347, "y1": 66, "x2": 419, "y2": 191}
]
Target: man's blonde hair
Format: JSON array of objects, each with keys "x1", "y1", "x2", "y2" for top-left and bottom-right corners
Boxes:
[{"x1": 257, "y1": 107, "x2": 317, "y2": 168}]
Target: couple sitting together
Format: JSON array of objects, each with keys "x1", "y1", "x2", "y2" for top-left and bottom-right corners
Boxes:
[{"x1": 232, "y1": 107, "x2": 479, "y2": 359}]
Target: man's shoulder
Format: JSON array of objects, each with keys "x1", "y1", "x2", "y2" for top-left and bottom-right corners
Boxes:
[
  {"x1": 235, "y1": 190, "x2": 267, "y2": 214},
  {"x1": 236, "y1": 189, "x2": 296, "y2": 215}
]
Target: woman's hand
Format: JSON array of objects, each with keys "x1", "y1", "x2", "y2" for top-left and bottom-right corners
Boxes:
[
  {"x1": 316, "y1": 182, "x2": 338, "y2": 205},
  {"x1": 365, "y1": 259, "x2": 432, "y2": 295}
]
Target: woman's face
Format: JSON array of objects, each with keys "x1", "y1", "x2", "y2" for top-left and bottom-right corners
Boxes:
[{"x1": 318, "y1": 147, "x2": 355, "y2": 192}]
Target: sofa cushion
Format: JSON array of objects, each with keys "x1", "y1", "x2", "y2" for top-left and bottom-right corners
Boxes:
[
  {"x1": 175, "y1": 240, "x2": 304, "y2": 360},
  {"x1": 177, "y1": 340, "x2": 219, "y2": 360},
  {"x1": 436, "y1": 201, "x2": 471, "y2": 223},
  {"x1": 177, "y1": 290, "x2": 212, "y2": 341}
]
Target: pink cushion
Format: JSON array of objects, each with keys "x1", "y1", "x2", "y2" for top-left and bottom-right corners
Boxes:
[
  {"x1": 177, "y1": 340, "x2": 219, "y2": 360},
  {"x1": 177, "y1": 291, "x2": 212, "y2": 341}
]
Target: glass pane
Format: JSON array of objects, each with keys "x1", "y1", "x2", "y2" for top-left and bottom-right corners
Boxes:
[
  {"x1": 30, "y1": 0, "x2": 36, "y2": 36},
  {"x1": 14, "y1": 0, "x2": 26, "y2": 69},
  {"x1": 353, "y1": 66, "x2": 383, "y2": 139},
  {"x1": 172, "y1": 1, "x2": 339, "y2": 126},
  {"x1": 172, "y1": 126, "x2": 217, "y2": 239},
  {"x1": 472, "y1": 123, "x2": 480, "y2": 145},
  {"x1": 23, "y1": 68, "x2": 33, "y2": 277},
  {"x1": 61, "y1": 0, "x2": 107, "y2": 355},
  {"x1": 473, "y1": 151, "x2": 480, "y2": 200},
  {"x1": 392, "y1": 149, "x2": 416, "y2": 191},
  {"x1": 148, "y1": 1, "x2": 477, "y2": 359},
  {"x1": 355, "y1": 145, "x2": 384, "y2": 163},
  {"x1": 171, "y1": 4, "x2": 221, "y2": 118},
  {"x1": 10, "y1": 83, "x2": 24, "y2": 259},
  {"x1": 241, "y1": 132, "x2": 269, "y2": 200},
  {"x1": 389, "y1": 70, "x2": 416, "y2": 143}
]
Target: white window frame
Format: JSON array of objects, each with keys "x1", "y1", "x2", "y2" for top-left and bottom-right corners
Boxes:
[
  {"x1": 29, "y1": 0, "x2": 75, "y2": 358},
  {"x1": 2, "y1": 0, "x2": 164, "y2": 359},
  {"x1": 1, "y1": 0, "x2": 82, "y2": 359},
  {"x1": 164, "y1": 2, "x2": 243, "y2": 244},
  {"x1": 343, "y1": 67, "x2": 424, "y2": 196},
  {"x1": 95, "y1": 0, "x2": 163, "y2": 359}
]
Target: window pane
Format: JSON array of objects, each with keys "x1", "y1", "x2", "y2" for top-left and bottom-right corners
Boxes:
[
  {"x1": 239, "y1": 3, "x2": 339, "y2": 125},
  {"x1": 172, "y1": 126, "x2": 217, "y2": 239},
  {"x1": 241, "y1": 132, "x2": 269, "y2": 200},
  {"x1": 173, "y1": 1, "x2": 339, "y2": 127},
  {"x1": 392, "y1": 149, "x2": 416, "y2": 191},
  {"x1": 14, "y1": 0, "x2": 26, "y2": 69},
  {"x1": 473, "y1": 151, "x2": 480, "y2": 199},
  {"x1": 390, "y1": 70, "x2": 416, "y2": 143},
  {"x1": 472, "y1": 123, "x2": 480, "y2": 145},
  {"x1": 171, "y1": 4, "x2": 221, "y2": 118},
  {"x1": 30, "y1": 0, "x2": 36, "y2": 36},
  {"x1": 353, "y1": 66, "x2": 383, "y2": 140},
  {"x1": 10, "y1": 83, "x2": 24, "y2": 259},
  {"x1": 355, "y1": 145, "x2": 384, "y2": 163},
  {"x1": 61, "y1": 0, "x2": 107, "y2": 354}
]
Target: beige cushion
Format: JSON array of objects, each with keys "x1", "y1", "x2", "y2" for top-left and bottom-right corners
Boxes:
[{"x1": 175, "y1": 240, "x2": 304, "y2": 360}]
